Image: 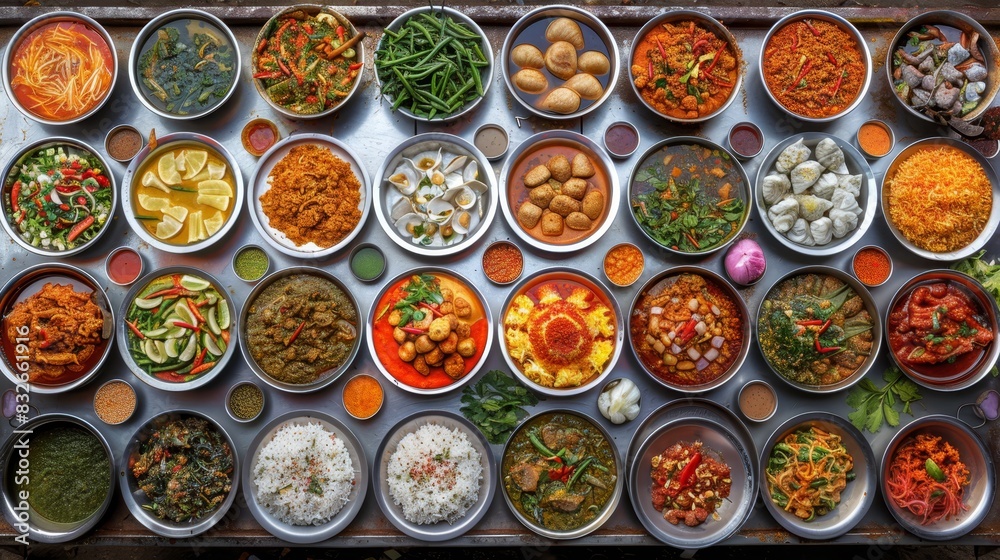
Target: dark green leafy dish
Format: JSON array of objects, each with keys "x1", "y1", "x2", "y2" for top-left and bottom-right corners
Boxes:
[
  {"x1": 461, "y1": 370, "x2": 541, "y2": 444},
  {"x1": 631, "y1": 142, "x2": 746, "y2": 253}
]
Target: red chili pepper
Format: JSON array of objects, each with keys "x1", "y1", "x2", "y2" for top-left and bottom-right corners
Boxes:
[
  {"x1": 336, "y1": 25, "x2": 345, "y2": 43},
  {"x1": 172, "y1": 464, "x2": 183, "y2": 473},
  {"x1": 37, "y1": 328, "x2": 52, "y2": 349},
  {"x1": 189, "y1": 362, "x2": 216, "y2": 376},
  {"x1": 400, "y1": 326, "x2": 426, "y2": 335},
  {"x1": 648, "y1": 59, "x2": 654, "y2": 80},
  {"x1": 419, "y1": 302, "x2": 443, "y2": 318},
  {"x1": 348, "y1": 62, "x2": 364, "y2": 71},
  {"x1": 277, "y1": 57, "x2": 291, "y2": 76},
  {"x1": 126, "y1": 320, "x2": 145, "y2": 340},
  {"x1": 655, "y1": 37, "x2": 667, "y2": 60},
  {"x1": 302, "y1": 23, "x2": 313, "y2": 35},
  {"x1": 145, "y1": 287, "x2": 185, "y2": 299},
  {"x1": 705, "y1": 74, "x2": 734, "y2": 88},
  {"x1": 791, "y1": 34, "x2": 799, "y2": 53},
  {"x1": 829, "y1": 69, "x2": 847, "y2": 99},
  {"x1": 220, "y1": 330, "x2": 230, "y2": 344},
  {"x1": 58, "y1": 203, "x2": 69, "y2": 211},
  {"x1": 155, "y1": 371, "x2": 188, "y2": 383},
  {"x1": 95, "y1": 175, "x2": 109, "y2": 188},
  {"x1": 67, "y1": 215, "x2": 94, "y2": 242},
  {"x1": 10, "y1": 181, "x2": 20, "y2": 214},
  {"x1": 257, "y1": 38, "x2": 268, "y2": 53},
  {"x1": 192, "y1": 348, "x2": 208, "y2": 369},
  {"x1": 171, "y1": 274, "x2": 183, "y2": 289},
  {"x1": 703, "y1": 43, "x2": 728, "y2": 74},
  {"x1": 814, "y1": 338, "x2": 840, "y2": 354},
  {"x1": 186, "y1": 298, "x2": 205, "y2": 324},
  {"x1": 172, "y1": 321, "x2": 200, "y2": 331},
  {"x1": 826, "y1": 52, "x2": 838, "y2": 66},
  {"x1": 796, "y1": 319, "x2": 825, "y2": 326},
  {"x1": 253, "y1": 71, "x2": 284, "y2": 80},
  {"x1": 804, "y1": 19, "x2": 821, "y2": 36},
  {"x1": 691, "y1": 38, "x2": 709, "y2": 54},
  {"x1": 784, "y1": 60, "x2": 813, "y2": 94},
  {"x1": 817, "y1": 319, "x2": 832, "y2": 336},
  {"x1": 677, "y1": 452, "x2": 702, "y2": 489},
  {"x1": 286, "y1": 320, "x2": 306, "y2": 346}
]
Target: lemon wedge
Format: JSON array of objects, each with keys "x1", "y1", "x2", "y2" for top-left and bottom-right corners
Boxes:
[
  {"x1": 197, "y1": 194, "x2": 230, "y2": 212},
  {"x1": 155, "y1": 214, "x2": 183, "y2": 239},
  {"x1": 198, "y1": 180, "x2": 233, "y2": 197},
  {"x1": 187, "y1": 211, "x2": 205, "y2": 243},
  {"x1": 138, "y1": 193, "x2": 170, "y2": 211},
  {"x1": 157, "y1": 154, "x2": 182, "y2": 185},
  {"x1": 162, "y1": 205, "x2": 189, "y2": 223},
  {"x1": 174, "y1": 149, "x2": 187, "y2": 173},
  {"x1": 207, "y1": 161, "x2": 226, "y2": 180},
  {"x1": 179, "y1": 274, "x2": 211, "y2": 292},
  {"x1": 204, "y1": 211, "x2": 225, "y2": 236},
  {"x1": 142, "y1": 171, "x2": 170, "y2": 193},
  {"x1": 183, "y1": 150, "x2": 208, "y2": 180}
]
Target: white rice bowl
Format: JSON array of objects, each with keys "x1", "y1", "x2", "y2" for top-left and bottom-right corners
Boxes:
[
  {"x1": 386, "y1": 423, "x2": 482, "y2": 525},
  {"x1": 253, "y1": 422, "x2": 356, "y2": 526}
]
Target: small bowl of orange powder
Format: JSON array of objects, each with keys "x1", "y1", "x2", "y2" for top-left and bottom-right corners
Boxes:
[
  {"x1": 856, "y1": 119, "x2": 894, "y2": 159},
  {"x1": 342, "y1": 373, "x2": 384, "y2": 420},
  {"x1": 603, "y1": 243, "x2": 644, "y2": 287},
  {"x1": 852, "y1": 245, "x2": 892, "y2": 287}
]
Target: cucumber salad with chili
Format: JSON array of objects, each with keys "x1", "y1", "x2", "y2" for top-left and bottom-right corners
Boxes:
[
  {"x1": 125, "y1": 273, "x2": 231, "y2": 383},
  {"x1": 4, "y1": 144, "x2": 112, "y2": 252}
]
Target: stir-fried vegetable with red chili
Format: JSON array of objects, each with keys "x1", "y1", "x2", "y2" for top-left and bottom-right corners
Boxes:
[
  {"x1": 4, "y1": 144, "x2": 112, "y2": 252},
  {"x1": 651, "y1": 441, "x2": 731, "y2": 527},
  {"x1": 253, "y1": 10, "x2": 364, "y2": 115}
]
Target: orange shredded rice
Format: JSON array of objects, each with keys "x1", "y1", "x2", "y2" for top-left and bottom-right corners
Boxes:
[{"x1": 886, "y1": 146, "x2": 992, "y2": 253}]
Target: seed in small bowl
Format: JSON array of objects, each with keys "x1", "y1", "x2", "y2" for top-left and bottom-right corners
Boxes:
[
  {"x1": 94, "y1": 379, "x2": 137, "y2": 425},
  {"x1": 342, "y1": 373, "x2": 384, "y2": 420},
  {"x1": 603, "y1": 243, "x2": 644, "y2": 287},
  {"x1": 482, "y1": 241, "x2": 524, "y2": 285},
  {"x1": 852, "y1": 245, "x2": 892, "y2": 287},
  {"x1": 105, "y1": 124, "x2": 145, "y2": 163},
  {"x1": 233, "y1": 245, "x2": 270, "y2": 282},
  {"x1": 227, "y1": 381, "x2": 264, "y2": 422}
]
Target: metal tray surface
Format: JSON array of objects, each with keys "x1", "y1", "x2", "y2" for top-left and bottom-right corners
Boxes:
[{"x1": 0, "y1": 7, "x2": 997, "y2": 548}]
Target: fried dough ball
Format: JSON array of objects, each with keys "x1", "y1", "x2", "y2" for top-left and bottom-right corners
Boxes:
[
  {"x1": 428, "y1": 317, "x2": 452, "y2": 341},
  {"x1": 441, "y1": 288, "x2": 454, "y2": 302},
  {"x1": 572, "y1": 153, "x2": 596, "y2": 178},
  {"x1": 445, "y1": 313, "x2": 458, "y2": 330},
  {"x1": 413, "y1": 356, "x2": 430, "y2": 376},
  {"x1": 529, "y1": 184, "x2": 556, "y2": 209},
  {"x1": 439, "y1": 301, "x2": 454, "y2": 315},
  {"x1": 561, "y1": 178, "x2": 588, "y2": 200},
  {"x1": 456, "y1": 322, "x2": 471, "y2": 339},
  {"x1": 549, "y1": 194, "x2": 581, "y2": 217},
  {"x1": 518, "y1": 202, "x2": 543, "y2": 229},
  {"x1": 398, "y1": 341, "x2": 416, "y2": 362},
  {"x1": 439, "y1": 331, "x2": 459, "y2": 354},
  {"x1": 541, "y1": 212, "x2": 564, "y2": 236},
  {"x1": 392, "y1": 327, "x2": 407, "y2": 345},
  {"x1": 425, "y1": 347, "x2": 445, "y2": 366},
  {"x1": 565, "y1": 211, "x2": 593, "y2": 230},
  {"x1": 524, "y1": 165, "x2": 551, "y2": 187},
  {"x1": 387, "y1": 309, "x2": 402, "y2": 326},
  {"x1": 454, "y1": 297, "x2": 471, "y2": 318},
  {"x1": 457, "y1": 337, "x2": 477, "y2": 358},
  {"x1": 582, "y1": 190, "x2": 604, "y2": 220},
  {"x1": 443, "y1": 353, "x2": 466, "y2": 379},
  {"x1": 547, "y1": 155, "x2": 572, "y2": 183},
  {"x1": 415, "y1": 335, "x2": 436, "y2": 354}
]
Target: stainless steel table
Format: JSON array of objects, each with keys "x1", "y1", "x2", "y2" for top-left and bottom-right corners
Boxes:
[{"x1": 0, "y1": 5, "x2": 997, "y2": 548}]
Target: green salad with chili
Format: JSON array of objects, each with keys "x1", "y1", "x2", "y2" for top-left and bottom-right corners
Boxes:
[
  {"x1": 253, "y1": 11, "x2": 363, "y2": 115},
  {"x1": 4, "y1": 145, "x2": 112, "y2": 253}
]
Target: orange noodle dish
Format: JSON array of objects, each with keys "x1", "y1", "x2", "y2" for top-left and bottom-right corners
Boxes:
[
  {"x1": 762, "y1": 18, "x2": 865, "y2": 119},
  {"x1": 9, "y1": 20, "x2": 114, "y2": 121},
  {"x1": 631, "y1": 20, "x2": 738, "y2": 120},
  {"x1": 886, "y1": 434, "x2": 970, "y2": 525}
]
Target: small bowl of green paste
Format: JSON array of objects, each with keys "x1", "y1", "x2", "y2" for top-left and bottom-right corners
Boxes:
[
  {"x1": 349, "y1": 243, "x2": 386, "y2": 283},
  {"x1": 233, "y1": 245, "x2": 270, "y2": 282}
]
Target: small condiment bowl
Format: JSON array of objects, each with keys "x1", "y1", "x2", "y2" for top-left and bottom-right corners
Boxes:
[
  {"x1": 232, "y1": 244, "x2": 270, "y2": 283},
  {"x1": 728, "y1": 122, "x2": 764, "y2": 161},
  {"x1": 104, "y1": 246, "x2": 143, "y2": 286},
  {"x1": 852, "y1": 245, "x2": 893, "y2": 288},
  {"x1": 737, "y1": 379, "x2": 777, "y2": 422},
  {"x1": 349, "y1": 242, "x2": 386, "y2": 283},
  {"x1": 93, "y1": 379, "x2": 137, "y2": 425},
  {"x1": 602, "y1": 242, "x2": 644, "y2": 287},
  {"x1": 604, "y1": 121, "x2": 640, "y2": 159},
  {"x1": 241, "y1": 118, "x2": 280, "y2": 157},
  {"x1": 342, "y1": 373, "x2": 384, "y2": 420},
  {"x1": 474, "y1": 123, "x2": 510, "y2": 162},
  {"x1": 105, "y1": 124, "x2": 145, "y2": 163},
  {"x1": 226, "y1": 381, "x2": 265, "y2": 423},
  {"x1": 856, "y1": 119, "x2": 895, "y2": 159},
  {"x1": 482, "y1": 240, "x2": 524, "y2": 286}
]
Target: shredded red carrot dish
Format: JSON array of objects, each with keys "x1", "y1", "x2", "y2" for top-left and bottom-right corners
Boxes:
[{"x1": 886, "y1": 433, "x2": 970, "y2": 525}]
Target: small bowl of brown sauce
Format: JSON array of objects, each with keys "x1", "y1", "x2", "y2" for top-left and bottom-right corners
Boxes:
[
  {"x1": 738, "y1": 379, "x2": 777, "y2": 422},
  {"x1": 105, "y1": 125, "x2": 145, "y2": 163}
]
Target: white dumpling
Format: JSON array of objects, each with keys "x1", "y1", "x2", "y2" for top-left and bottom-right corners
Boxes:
[
  {"x1": 790, "y1": 161, "x2": 825, "y2": 193},
  {"x1": 810, "y1": 217, "x2": 834, "y2": 245},
  {"x1": 815, "y1": 138, "x2": 849, "y2": 174},
  {"x1": 836, "y1": 174, "x2": 862, "y2": 197},
  {"x1": 830, "y1": 208, "x2": 859, "y2": 238},
  {"x1": 767, "y1": 197, "x2": 799, "y2": 233},
  {"x1": 776, "y1": 138, "x2": 811, "y2": 174},
  {"x1": 794, "y1": 194, "x2": 834, "y2": 221},
  {"x1": 813, "y1": 173, "x2": 839, "y2": 200},
  {"x1": 831, "y1": 188, "x2": 863, "y2": 216},
  {"x1": 787, "y1": 218, "x2": 816, "y2": 246},
  {"x1": 762, "y1": 173, "x2": 792, "y2": 205}
]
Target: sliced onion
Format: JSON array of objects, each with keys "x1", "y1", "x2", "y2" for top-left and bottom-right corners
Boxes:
[
  {"x1": 650, "y1": 306, "x2": 663, "y2": 315},
  {"x1": 687, "y1": 347, "x2": 701, "y2": 360},
  {"x1": 667, "y1": 330, "x2": 676, "y2": 340},
  {"x1": 711, "y1": 336, "x2": 725, "y2": 348},
  {"x1": 704, "y1": 348, "x2": 720, "y2": 362},
  {"x1": 692, "y1": 313, "x2": 702, "y2": 322},
  {"x1": 688, "y1": 298, "x2": 699, "y2": 311},
  {"x1": 696, "y1": 358, "x2": 710, "y2": 371},
  {"x1": 711, "y1": 305, "x2": 721, "y2": 316},
  {"x1": 671, "y1": 343, "x2": 683, "y2": 354},
  {"x1": 695, "y1": 321, "x2": 707, "y2": 336}
]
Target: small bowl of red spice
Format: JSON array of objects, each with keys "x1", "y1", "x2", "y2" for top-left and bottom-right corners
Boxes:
[
  {"x1": 856, "y1": 120, "x2": 894, "y2": 159},
  {"x1": 482, "y1": 240, "x2": 524, "y2": 285},
  {"x1": 241, "y1": 118, "x2": 280, "y2": 157},
  {"x1": 342, "y1": 373, "x2": 384, "y2": 420},
  {"x1": 603, "y1": 242, "x2": 644, "y2": 287},
  {"x1": 852, "y1": 245, "x2": 892, "y2": 287},
  {"x1": 105, "y1": 246, "x2": 143, "y2": 286}
]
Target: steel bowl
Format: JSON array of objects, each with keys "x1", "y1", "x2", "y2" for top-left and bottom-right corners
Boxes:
[
  {"x1": 628, "y1": 266, "x2": 751, "y2": 394},
  {"x1": 886, "y1": 11, "x2": 1000, "y2": 125},
  {"x1": 121, "y1": 132, "x2": 245, "y2": 254},
  {"x1": 629, "y1": 136, "x2": 750, "y2": 256},
  {"x1": 366, "y1": 267, "x2": 493, "y2": 396},
  {"x1": 759, "y1": 412, "x2": 877, "y2": 540},
  {"x1": 119, "y1": 410, "x2": 239, "y2": 538},
  {"x1": 0, "y1": 137, "x2": 117, "y2": 257},
  {"x1": 374, "y1": 410, "x2": 496, "y2": 541},
  {"x1": 756, "y1": 266, "x2": 882, "y2": 394},
  {"x1": 884, "y1": 270, "x2": 1000, "y2": 392},
  {"x1": 0, "y1": 414, "x2": 115, "y2": 543},
  {"x1": 881, "y1": 415, "x2": 995, "y2": 540},
  {"x1": 759, "y1": 10, "x2": 872, "y2": 122},
  {"x1": 500, "y1": 409, "x2": 623, "y2": 539},
  {"x1": 881, "y1": 137, "x2": 1000, "y2": 261},
  {"x1": 375, "y1": 6, "x2": 493, "y2": 122},
  {"x1": 128, "y1": 9, "x2": 240, "y2": 120},
  {"x1": 252, "y1": 6, "x2": 364, "y2": 119},
  {"x1": 243, "y1": 410, "x2": 368, "y2": 543},
  {"x1": 629, "y1": 416, "x2": 756, "y2": 549},
  {"x1": 225, "y1": 381, "x2": 264, "y2": 423},
  {"x1": 501, "y1": 5, "x2": 619, "y2": 121},
  {"x1": 1, "y1": 12, "x2": 117, "y2": 125},
  {"x1": 248, "y1": 133, "x2": 370, "y2": 259},
  {"x1": 0, "y1": 263, "x2": 114, "y2": 394},
  {"x1": 499, "y1": 129, "x2": 620, "y2": 254},
  {"x1": 629, "y1": 10, "x2": 742, "y2": 123},
  {"x1": 117, "y1": 266, "x2": 237, "y2": 392},
  {"x1": 755, "y1": 132, "x2": 877, "y2": 257},
  {"x1": 372, "y1": 133, "x2": 498, "y2": 257},
  {"x1": 498, "y1": 267, "x2": 623, "y2": 397},
  {"x1": 241, "y1": 267, "x2": 362, "y2": 393}
]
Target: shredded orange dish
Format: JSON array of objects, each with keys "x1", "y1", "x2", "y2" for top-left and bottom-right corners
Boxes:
[
  {"x1": 886, "y1": 147, "x2": 992, "y2": 253},
  {"x1": 10, "y1": 21, "x2": 114, "y2": 121},
  {"x1": 260, "y1": 144, "x2": 362, "y2": 248}
]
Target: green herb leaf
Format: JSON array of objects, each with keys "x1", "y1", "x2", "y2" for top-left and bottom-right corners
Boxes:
[
  {"x1": 460, "y1": 370, "x2": 542, "y2": 444},
  {"x1": 846, "y1": 366, "x2": 923, "y2": 434}
]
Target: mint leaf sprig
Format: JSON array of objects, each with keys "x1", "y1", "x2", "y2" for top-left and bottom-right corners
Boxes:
[{"x1": 846, "y1": 366, "x2": 923, "y2": 433}]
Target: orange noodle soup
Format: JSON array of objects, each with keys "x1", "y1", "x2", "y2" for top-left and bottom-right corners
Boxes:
[{"x1": 10, "y1": 20, "x2": 114, "y2": 122}]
